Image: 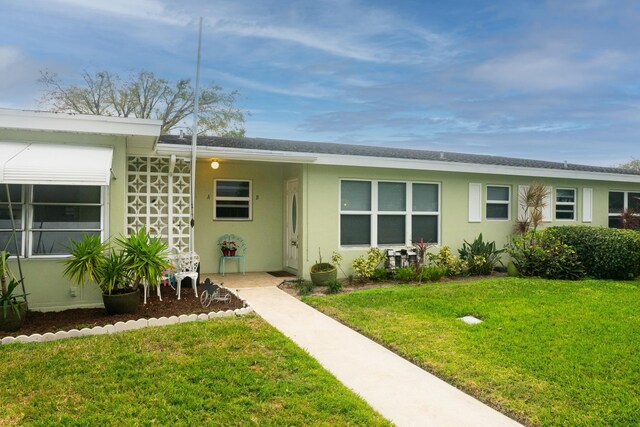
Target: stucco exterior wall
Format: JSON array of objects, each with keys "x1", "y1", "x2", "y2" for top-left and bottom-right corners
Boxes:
[
  {"x1": 193, "y1": 159, "x2": 285, "y2": 273},
  {"x1": 1, "y1": 129, "x2": 128, "y2": 311},
  {"x1": 301, "y1": 164, "x2": 640, "y2": 279}
]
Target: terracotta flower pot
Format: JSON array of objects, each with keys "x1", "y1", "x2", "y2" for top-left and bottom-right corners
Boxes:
[
  {"x1": 230, "y1": 249, "x2": 237, "y2": 256},
  {"x1": 222, "y1": 248, "x2": 230, "y2": 256}
]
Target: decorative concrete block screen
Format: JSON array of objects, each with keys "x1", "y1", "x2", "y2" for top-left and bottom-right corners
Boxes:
[{"x1": 127, "y1": 156, "x2": 191, "y2": 252}]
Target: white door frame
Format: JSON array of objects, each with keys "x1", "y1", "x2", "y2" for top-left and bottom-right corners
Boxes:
[{"x1": 285, "y1": 179, "x2": 299, "y2": 270}]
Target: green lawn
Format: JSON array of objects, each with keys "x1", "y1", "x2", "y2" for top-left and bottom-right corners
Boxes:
[
  {"x1": 303, "y1": 278, "x2": 640, "y2": 426},
  {"x1": 0, "y1": 316, "x2": 390, "y2": 426}
]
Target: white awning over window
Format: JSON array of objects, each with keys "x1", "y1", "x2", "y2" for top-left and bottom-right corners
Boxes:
[{"x1": 0, "y1": 142, "x2": 114, "y2": 186}]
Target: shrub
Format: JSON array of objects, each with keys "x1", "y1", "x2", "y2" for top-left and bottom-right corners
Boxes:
[
  {"x1": 427, "y1": 246, "x2": 466, "y2": 277},
  {"x1": 458, "y1": 233, "x2": 504, "y2": 275},
  {"x1": 293, "y1": 280, "x2": 314, "y2": 296},
  {"x1": 352, "y1": 248, "x2": 387, "y2": 280},
  {"x1": 371, "y1": 268, "x2": 389, "y2": 282},
  {"x1": 394, "y1": 267, "x2": 418, "y2": 282},
  {"x1": 506, "y1": 230, "x2": 584, "y2": 280},
  {"x1": 546, "y1": 226, "x2": 640, "y2": 280},
  {"x1": 324, "y1": 280, "x2": 343, "y2": 294},
  {"x1": 419, "y1": 265, "x2": 447, "y2": 282}
]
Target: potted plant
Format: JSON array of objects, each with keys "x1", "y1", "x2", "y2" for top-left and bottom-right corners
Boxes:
[
  {"x1": 0, "y1": 250, "x2": 28, "y2": 332},
  {"x1": 63, "y1": 228, "x2": 170, "y2": 315},
  {"x1": 310, "y1": 250, "x2": 343, "y2": 286},
  {"x1": 219, "y1": 240, "x2": 238, "y2": 256}
]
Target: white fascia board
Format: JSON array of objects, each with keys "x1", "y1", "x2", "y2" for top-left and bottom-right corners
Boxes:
[
  {"x1": 156, "y1": 143, "x2": 318, "y2": 163},
  {"x1": 155, "y1": 143, "x2": 640, "y2": 183},
  {"x1": 0, "y1": 108, "x2": 162, "y2": 137}
]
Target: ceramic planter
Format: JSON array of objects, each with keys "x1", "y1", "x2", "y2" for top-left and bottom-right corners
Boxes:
[
  {"x1": 310, "y1": 264, "x2": 337, "y2": 286},
  {"x1": 102, "y1": 289, "x2": 140, "y2": 315}
]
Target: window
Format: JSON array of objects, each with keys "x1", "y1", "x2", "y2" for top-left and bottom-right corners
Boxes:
[
  {"x1": 608, "y1": 191, "x2": 640, "y2": 228},
  {"x1": 214, "y1": 180, "x2": 252, "y2": 220},
  {"x1": 0, "y1": 185, "x2": 24, "y2": 256},
  {"x1": 486, "y1": 185, "x2": 510, "y2": 220},
  {"x1": 555, "y1": 188, "x2": 576, "y2": 220},
  {"x1": 0, "y1": 184, "x2": 104, "y2": 257},
  {"x1": 340, "y1": 180, "x2": 439, "y2": 247}
]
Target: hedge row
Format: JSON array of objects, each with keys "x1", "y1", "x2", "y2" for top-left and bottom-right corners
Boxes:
[{"x1": 546, "y1": 226, "x2": 640, "y2": 280}]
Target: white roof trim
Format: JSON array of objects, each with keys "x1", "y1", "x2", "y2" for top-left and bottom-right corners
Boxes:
[
  {"x1": 0, "y1": 108, "x2": 162, "y2": 137},
  {"x1": 156, "y1": 143, "x2": 640, "y2": 183},
  {"x1": 0, "y1": 142, "x2": 113, "y2": 186}
]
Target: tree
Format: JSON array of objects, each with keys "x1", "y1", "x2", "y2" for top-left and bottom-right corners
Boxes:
[
  {"x1": 39, "y1": 70, "x2": 245, "y2": 136},
  {"x1": 619, "y1": 159, "x2": 640, "y2": 172}
]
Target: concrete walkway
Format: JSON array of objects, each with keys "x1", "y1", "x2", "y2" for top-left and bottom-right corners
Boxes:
[{"x1": 240, "y1": 286, "x2": 522, "y2": 427}]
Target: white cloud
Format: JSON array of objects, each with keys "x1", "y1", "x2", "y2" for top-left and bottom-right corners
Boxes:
[
  {"x1": 471, "y1": 46, "x2": 627, "y2": 91},
  {"x1": 46, "y1": 0, "x2": 188, "y2": 26}
]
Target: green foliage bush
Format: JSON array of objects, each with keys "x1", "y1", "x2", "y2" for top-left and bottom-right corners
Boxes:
[
  {"x1": 371, "y1": 268, "x2": 389, "y2": 281},
  {"x1": 293, "y1": 280, "x2": 314, "y2": 296},
  {"x1": 394, "y1": 267, "x2": 418, "y2": 282},
  {"x1": 458, "y1": 233, "x2": 504, "y2": 275},
  {"x1": 546, "y1": 226, "x2": 640, "y2": 279},
  {"x1": 352, "y1": 248, "x2": 387, "y2": 280},
  {"x1": 419, "y1": 265, "x2": 447, "y2": 282},
  {"x1": 506, "y1": 230, "x2": 584, "y2": 280},
  {"x1": 324, "y1": 280, "x2": 343, "y2": 294},
  {"x1": 427, "y1": 246, "x2": 466, "y2": 277}
]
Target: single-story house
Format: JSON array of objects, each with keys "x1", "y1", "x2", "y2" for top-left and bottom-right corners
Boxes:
[{"x1": 1, "y1": 108, "x2": 639, "y2": 311}]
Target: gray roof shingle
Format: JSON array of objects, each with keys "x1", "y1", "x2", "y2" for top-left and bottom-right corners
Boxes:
[{"x1": 159, "y1": 135, "x2": 640, "y2": 176}]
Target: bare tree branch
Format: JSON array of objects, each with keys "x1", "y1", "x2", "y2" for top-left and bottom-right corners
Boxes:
[{"x1": 39, "y1": 70, "x2": 245, "y2": 135}]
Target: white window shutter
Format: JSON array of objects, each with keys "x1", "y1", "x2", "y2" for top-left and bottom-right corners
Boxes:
[
  {"x1": 517, "y1": 185, "x2": 528, "y2": 221},
  {"x1": 582, "y1": 188, "x2": 593, "y2": 222},
  {"x1": 468, "y1": 183, "x2": 482, "y2": 222},
  {"x1": 542, "y1": 186, "x2": 553, "y2": 222}
]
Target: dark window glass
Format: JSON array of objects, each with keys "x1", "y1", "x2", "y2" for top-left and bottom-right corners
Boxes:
[
  {"x1": 609, "y1": 192, "x2": 624, "y2": 214},
  {"x1": 487, "y1": 204, "x2": 509, "y2": 219},
  {"x1": 556, "y1": 189, "x2": 575, "y2": 203},
  {"x1": 32, "y1": 206, "x2": 101, "y2": 229},
  {"x1": 412, "y1": 215, "x2": 438, "y2": 244},
  {"x1": 629, "y1": 193, "x2": 640, "y2": 211},
  {"x1": 0, "y1": 232, "x2": 22, "y2": 256},
  {"x1": 0, "y1": 184, "x2": 22, "y2": 203},
  {"x1": 487, "y1": 186, "x2": 509, "y2": 201},
  {"x1": 33, "y1": 185, "x2": 100, "y2": 204},
  {"x1": 32, "y1": 231, "x2": 100, "y2": 255},
  {"x1": 0, "y1": 206, "x2": 22, "y2": 229},
  {"x1": 412, "y1": 184, "x2": 438, "y2": 212},
  {"x1": 215, "y1": 200, "x2": 250, "y2": 219},
  {"x1": 378, "y1": 182, "x2": 405, "y2": 211},
  {"x1": 340, "y1": 215, "x2": 370, "y2": 246},
  {"x1": 377, "y1": 215, "x2": 405, "y2": 245},
  {"x1": 341, "y1": 181, "x2": 371, "y2": 211},
  {"x1": 608, "y1": 216, "x2": 622, "y2": 229},
  {"x1": 216, "y1": 181, "x2": 250, "y2": 198},
  {"x1": 555, "y1": 204, "x2": 575, "y2": 220}
]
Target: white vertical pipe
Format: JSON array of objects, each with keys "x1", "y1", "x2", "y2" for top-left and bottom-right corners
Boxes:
[{"x1": 189, "y1": 17, "x2": 203, "y2": 253}]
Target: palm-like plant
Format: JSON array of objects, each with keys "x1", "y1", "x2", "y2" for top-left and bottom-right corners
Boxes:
[
  {"x1": 116, "y1": 227, "x2": 169, "y2": 290},
  {"x1": 0, "y1": 249, "x2": 28, "y2": 319},
  {"x1": 63, "y1": 234, "x2": 107, "y2": 288}
]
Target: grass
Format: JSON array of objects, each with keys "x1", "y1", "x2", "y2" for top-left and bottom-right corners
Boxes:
[
  {"x1": 0, "y1": 316, "x2": 390, "y2": 426},
  {"x1": 303, "y1": 277, "x2": 640, "y2": 426}
]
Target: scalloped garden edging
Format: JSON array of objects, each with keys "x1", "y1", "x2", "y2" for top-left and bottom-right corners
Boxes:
[{"x1": 1, "y1": 293, "x2": 253, "y2": 345}]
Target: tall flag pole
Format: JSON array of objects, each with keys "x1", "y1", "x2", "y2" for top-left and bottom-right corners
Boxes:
[{"x1": 190, "y1": 17, "x2": 203, "y2": 253}]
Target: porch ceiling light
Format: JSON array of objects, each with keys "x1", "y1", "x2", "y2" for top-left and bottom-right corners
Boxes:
[{"x1": 210, "y1": 160, "x2": 220, "y2": 170}]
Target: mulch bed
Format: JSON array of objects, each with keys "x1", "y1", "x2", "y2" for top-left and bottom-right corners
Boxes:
[{"x1": 4, "y1": 284, "x2": 245, "y2": 337}]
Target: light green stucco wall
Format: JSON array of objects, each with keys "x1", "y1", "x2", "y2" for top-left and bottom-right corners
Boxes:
[
  {"x1": 193, "y1": 159, "x2": 285, "y2": 273},
  {"x1": 300, "y1": 164, "x2": 640, "y2": 279},
  {"x1": 1, "y1": 130, "x2": 128, "y2": 311}
]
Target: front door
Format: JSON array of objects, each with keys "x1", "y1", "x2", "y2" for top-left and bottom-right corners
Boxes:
[{"x1": 286, "y1": 179, "x2": 299, "y2": 270}]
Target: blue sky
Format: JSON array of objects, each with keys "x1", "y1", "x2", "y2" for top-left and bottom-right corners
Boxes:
[{"x1": 1, "y1": 0, "x2": 639, "y2": 166}]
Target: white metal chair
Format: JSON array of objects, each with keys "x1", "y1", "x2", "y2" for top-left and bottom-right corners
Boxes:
[
  {"x1": 142, "y1": 279, "x2": 162, "y2": 305},
  {"x1": 174, "y1": 251, "x2": 200, "y2": 300}
]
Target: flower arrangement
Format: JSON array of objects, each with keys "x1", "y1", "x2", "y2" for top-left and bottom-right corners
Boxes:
[{"x1": 219, "y1": 240, "x2": 238, "y2": 256}]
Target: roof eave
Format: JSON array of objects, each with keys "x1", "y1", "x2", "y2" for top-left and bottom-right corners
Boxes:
[{"x1": 156, "y1": 142, "x2": 640, "y2": 183}]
